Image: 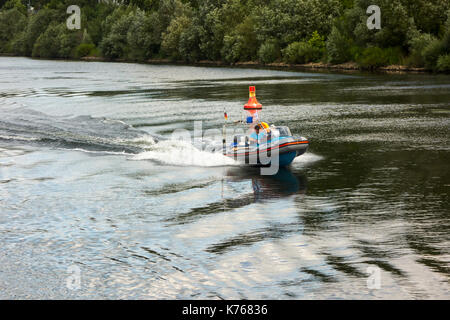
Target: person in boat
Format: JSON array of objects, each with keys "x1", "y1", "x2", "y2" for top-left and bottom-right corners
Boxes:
[{"x1": 249, "y1": 122, "x2": 270, "y2": 144}]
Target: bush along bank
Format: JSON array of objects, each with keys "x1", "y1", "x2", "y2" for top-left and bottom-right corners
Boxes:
[{"x1": 0, "y1": 0, "x2": 449, "y2": 73}]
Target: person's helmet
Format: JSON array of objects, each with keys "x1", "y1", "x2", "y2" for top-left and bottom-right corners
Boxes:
[{"x1": 256, "y1": 122, "x2": 270, "y2": 131}]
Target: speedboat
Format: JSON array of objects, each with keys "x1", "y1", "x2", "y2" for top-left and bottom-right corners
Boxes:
[
  {"x1": 224, "y1": 125, "x2": 309, "y2": 167},
  {"x1": 222, "y1": 86, "x2": 309, "y2": 167}
]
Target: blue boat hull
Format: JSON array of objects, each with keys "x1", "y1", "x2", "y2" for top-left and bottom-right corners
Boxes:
[
  {"x1": 278, "y1": 151, "x2": 297, "y2": 166},
  {"x1": 224, "y1": 137, "x2": 308, "y2": 167}
]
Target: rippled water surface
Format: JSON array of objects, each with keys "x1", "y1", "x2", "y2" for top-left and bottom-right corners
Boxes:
[{"x1": 0, "y1": 57, "x2": 449, "y2": 299}]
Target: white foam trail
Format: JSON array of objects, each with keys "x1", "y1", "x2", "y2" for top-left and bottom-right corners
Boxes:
[
  {"x1": 131, "y1": 139, "x2": 238, "y2": 167},
  {"x1": 114, "y1": 135, "x2": 156, "y2": 147},
  {"x1": 292, "y1": 152, "x2": 323, "y2": 165},
  {"x1": 129, "y1": 135, "x2": 156, "y2": 145},
  {"x1": 0, "y1": 135, "x2": 40, "y2": 142},
  {"x1": 63, "y1": 148, "x2": 130, "y2": 156}
]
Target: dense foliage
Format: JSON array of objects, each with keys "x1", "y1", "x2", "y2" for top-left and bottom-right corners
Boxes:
[{"x1": 0, "y1": 0, "x2": 449, "y2": 71}]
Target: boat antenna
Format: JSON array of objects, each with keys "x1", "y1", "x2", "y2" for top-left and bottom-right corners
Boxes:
[
  {"x1": 221, "y1": 108, "x2": 227, "y2": 211},
  {"x1": 222, "y1": 108, "x2": 227, "y2": 155}
]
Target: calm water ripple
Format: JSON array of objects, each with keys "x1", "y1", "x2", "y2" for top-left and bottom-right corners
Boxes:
[{"x1": 0, "y1": 57, "x2": 448, "y2": 299}]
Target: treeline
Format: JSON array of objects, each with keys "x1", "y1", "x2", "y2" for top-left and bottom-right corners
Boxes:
[{"x1": 0, "y1": 0, "x2": 449, "y2": 72}]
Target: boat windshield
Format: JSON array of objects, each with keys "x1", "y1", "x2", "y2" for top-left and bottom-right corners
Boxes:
[
  {"x1": 274, "y1": 126, "x2": 291, "y2": 137},
  {"x1": 230, "y1": 126, "x2": 292, "y2": 147}
]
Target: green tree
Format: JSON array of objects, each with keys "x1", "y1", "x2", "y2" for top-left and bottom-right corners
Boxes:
[
  {"x1": 221, "y1": 16, "x2": 258, "y2": 63},
  {"x1": 24, "y1": 8, "x2": 60, "y2": 56},
  {"x1": 2, "y1": 0, "x2": 26, "y2": 13},
  {"x1": 157, "y1": 0, "x2": 190, "y2": 35},
  {"x1": 283, "y1": 42, "x2": 322, "y2": 64},
  {"x1": 422, "y1": 39, "x2": 445, "y2": 70},
  {"x1": 326, "y1": 25, "x2": 353, "y2": 64},
  {"x1": 308, "y1": 31, "x2": 325, "y2": 51},
  {"x1": 353, "y1": 0, "x2": 411, "y2": 49},
  {"x1": 254, "y1": 0, "x2": 343, "y2": 47},
  {"x1": 197, "y1": 4, "x2": 225, "y2": 61},
  {"x1": 283, "y1": 31, "x2": 325, "y2": 64},
  {"x1": 0, "y1": 7, "x2": 27, "y2": 53},
  {"x1": 82, "y1": 2, "x2": 116, "y2": 45},
  {"x1": 258, "y1": 39, "x2": 280, "y2": 64},
  {"x1": 161, "y1": 14, "x2": 192, "y2": 60},
  {"x1": 100, "y1": 11, "x2": 135, "y2": 59},
  {"x1": 58, "y1": 26, "x2": 80, "y2": 58},
  {"x1": 32, "y1": 23, "x2": 62, "y2": 58},
  {"x1": 356, "y1": 46, "x2": 403, "y2": 68},
  {"x1": 126, "y1": 0, "x2": 159, "y2": 11},
  {"x1": 401, "y1": 0, "x2": 449, "y2": 35},
  {"x1": 10, "y1": 31, "x2": 27, "y2": 55},
  {"x1": 178, "y1": 17, "x2": 202, "y2": 62},
  {"x1": 75, "y1": 43, "x2": 96, "y2": 58},
  {"x1": 127, "y1": 9, "x2": 161, "y2": 60},
  {"x1": 32, "y1": 22, "x2": 80, "y2": 58},
  {"x1": 436, "y1": 54, "x2": 450, "y2": 72},
  {"x1": 407, "y1": 28, "x2": 436, "y2": 67}
]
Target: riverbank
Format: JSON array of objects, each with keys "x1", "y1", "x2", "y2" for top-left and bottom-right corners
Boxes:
[
  {"x1": 78, "y1": 56, "x2": 429, "y2": 74},
  {"x1": 0, "y1": 53, "x2": 430, "y2": 74},
  {"x1": 0, "y1": 54, "x2": 431, "y2": 74},
  {"x1": 235, "y1": 61, "x2": 427, "y2": 74}
]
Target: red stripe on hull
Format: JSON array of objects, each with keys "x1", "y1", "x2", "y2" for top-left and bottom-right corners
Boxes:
[{"x1": 225, "y1": 140, "x2": 309, "y2": 157}]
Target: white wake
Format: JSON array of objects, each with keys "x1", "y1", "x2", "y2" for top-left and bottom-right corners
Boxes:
[{"x1": 131, "y1": 139, "x2": 238, "y2": 167}]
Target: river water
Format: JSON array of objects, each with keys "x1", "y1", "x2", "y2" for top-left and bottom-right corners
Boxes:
[{"x1": 0, "y1": 57, "x2": 448, "y2": 299}]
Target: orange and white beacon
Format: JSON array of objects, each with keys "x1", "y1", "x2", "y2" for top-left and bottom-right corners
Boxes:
[
  {"x1": 222, "y1": 85, "x2": 309, "y2": 170},
  {"x1": 244, "y1": 86, "x2": 262, "y2": 125}
]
